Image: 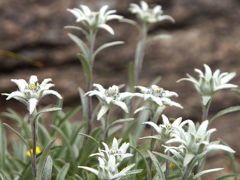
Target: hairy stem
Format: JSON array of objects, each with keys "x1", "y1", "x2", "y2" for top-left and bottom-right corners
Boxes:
[
  {"x1": 148, "y1": 128, "x2": 154, "y2": 180},
  {"x1": 104, "y1": 121, "x2": 108, "y2": 142},
  {"x1": 86, "y1": 30, "x2": 97, "y2": 135},
  {"x1": 87, "y1": 85, "x2": 93, "y2": 135},
  {"x1": 104, "y1": 110, "x2": 111, "y2": 141},
  {"x1": 202, "y1": 99, "x2": 211, "y2": 121},
  {"x1": 165, "y1": 151, "x2": 170, "y2": 180},
  {"x1": 30, "y1": 114, "x2": 37, "y2": 178},
  {"x1": 148, "y1": 110, "x2": 157, "y2": 180},
  {"x1": 134, "y1": 23, "x2": 148, "y2": 85}
]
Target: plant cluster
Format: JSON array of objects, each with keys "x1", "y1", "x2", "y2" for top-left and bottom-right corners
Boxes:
[{"x1": 0, "y1": 1, "x2": 239, "y2": 180}]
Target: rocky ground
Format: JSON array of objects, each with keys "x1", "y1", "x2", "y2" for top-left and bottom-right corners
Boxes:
[{"x1": 0, "y1": 0, "x2": 240, "y2": 178}]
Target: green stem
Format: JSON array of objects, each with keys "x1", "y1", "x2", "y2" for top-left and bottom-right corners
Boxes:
[
  {"x1": 195, "y1": 98, "x2": 212, "y2": 177},
  {"x1": 86, "y1": 30, "x2": 97, "y2": 135},
  {"x1": 202, "y1": 99, "x2": 211, "y2": 121},
  {"x1": 87, "y1": 85, "x2": 93, "y2": 135},
  {"x1": 104, "y1": 121, "x2": 108, "y2": 142},
  {"x1": 30, "y1": 114, "x2": 37, "y2": 179},
  {"x1": 104, "y1": 110, "x2": 111, "y2": 141},
  {"x1": 165, "y1": 151, "x2": 170, "y2": 180},
  {"x1": 134, "y1": 23, "x2": 148, "y2": 85},
  {"x1": 182, "y1": 172, "x2": 189, "y2": 180},
  {"x1": 148, "y1": 110, "x2": 157, "y2": 180},
  {"x1": 148, "y1": 128, "x2": 154, "y2": 180}
]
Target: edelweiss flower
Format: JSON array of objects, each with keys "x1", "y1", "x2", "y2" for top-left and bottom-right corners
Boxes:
[
  {"x1": 135, "y1": 85, "x2": 183, "y2": 109},
  {"x1": 92, "y1": 138, "x2": 133, "y2": 163},
  {"x1": 129, "y1": 1, "x2": 174, "y2": 24},
  {"x1": 68, "y1": 5, "x2": 122, "y2": 34},
  {"x1": 143, "y1": 114, "x2": 182, "y2": 142},
  {"x1": 79, "y1": 138, "x2": 141, "y2": 180},
  {"x1": 2, "y1": 75, "x2": 62, "y2": 114},
  {"x1": 179, "y1": 64, "x2": 237, "y2": 105},
  {"x1": 161, "y1": 120, "x2": 235, "y2": 179},
  {"x1": 86, "y1": 84, "x2": 133, "y2": 120},
  {"x1": 79, "y1": 157, "x2": 136, "y2": 180},
  {"x1": 165, "y1": 120, "x2": 235, "y2": 168}
]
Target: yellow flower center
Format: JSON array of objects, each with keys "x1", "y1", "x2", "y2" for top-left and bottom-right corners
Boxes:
[
  {"x1": 151, "y1": 85, "x2": 163, "y2": 96},
  {"x1": 26, "y1": 146, "x2": 41, "y2": 157},
  {"x1": 169, "y1": 162, "x2": 176, "y2": 170},
  {"x1": 28, "y1": 83, "x2": 38, "y2": 90},
  {"x1": 106, "y1": 86, "x2": 119, "y2": 97}
]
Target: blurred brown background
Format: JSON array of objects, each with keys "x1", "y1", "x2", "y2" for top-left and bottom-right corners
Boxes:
[{"x1": 0, "y1": 0, "x2": 240, "y2": 178}]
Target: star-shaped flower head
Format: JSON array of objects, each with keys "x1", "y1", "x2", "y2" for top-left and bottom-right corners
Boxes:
[
  {"x1": 79, "y1": 155, "x2": 137, "y2": 180},
  {"x1": 68, "y1": 5, "x2": 122, "y2": 35},
  {"x1": 85, "y1": 84, "x2": 134, "y2": 120},
  {"x1": 91, "y1": 138, "x2": 133, "y2": 163},
  {"x1": 2, "y1": 75, "x2": 62, "y2": 114},
  {"x1": 165, "y1": 120, "x2": 235, "y2": 170},
  {"x1": 143, "y1": 114, "x2": 183, "y2": 142},
  {"x1": 135, "y1": 85, "x2": 183, "y2": 109},
  {"x1": 178, "y1": 64, "x2": 237, "y2": 105},
  {"x1": 79, "y1": 138, "x2": 141, "y2": 180},
  {"x1": 129, "y1": 1, "x2": 174, "y2": 24}
]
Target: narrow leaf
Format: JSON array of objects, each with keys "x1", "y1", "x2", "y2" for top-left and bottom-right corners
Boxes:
[
  {"x1": 41, "y1": 155, "x2": 53, "y2": 180},
  {"x1": 1, "y1": 108, "x2": 24, "y2": 123},
  {"x1": 2, "y1": 123, "x2": 29, "y2": 148},
  {"x1": 216, "y1": 173, "x2": 240, "y2": 180},
  {"x1": 78, "y1": 133, "x2": 99, "y2": 146},
  {"x1": 51, "y1": 125, "x2": 72, "y2": 151},
  {"x1": 130, "y1": 145, "x2": 151, "y2": 179},
  {"x1": 97, "y1": 105, "x2": 108, "y2": 120},
  {"x1": 120, "y1": 18, "x2": 138, "y2": 26},
  {"x1": 210, "y1": 106, "x2": 240, "y2": 124},
  {"x1": 0, "y1": 122, "x2": 6, "y2": 168},
  {"x1": 64, "y1": 26, "x2": 88, "y2": 36},
  {"x1": 148, "y1": 151, "x2": 166, "y2": 180},
  {"x1": 36, "y1": 139, "x2": 55, "y2": 180},
  {"x1": 139, "y1": 136, "x2": 161, "y2": 141},
  {"x1": 93, "y1": 41, "x2": 124, "y2": 58},
  {"x1": 108, "y1": 125, "x2": 122, "y2": 137},
  {"x1": 79, "y1": 88, "x2": 88, "y2": 121},
  {"x1": 193, "y1": 168, "x2": 223, "y2": 179},
  {"x1": 68, "y1": 33, "x2": 89, "y2": 58},
  {"x1": 134, "y1": 106, "x2": 150, "y2": 114},
  {"x1": 184, "y1": 153, "x2": 194, "y2": 167},
  {"x1": 37, "y1": 107, "x2": 61, "y2": 115},
  {"x1": 56, "y1": 163, "x2": 70, "y2": 180},
  {"x1": 77, "y1": 54, "x2": 92, "y2": 83},
  {"x1": 107, "y1": 118, "x2": 134, "y2": 130},
  {"x1": 52, "y1": 106, "x2": 81, "y2": 136},
  {"x1": 78, "y1": 166, "x2": 98, "y2": 176},
  {"x1": 153, "y1": 151, "x2": 181, "y2": 170},
  {"x1": 70, "y1": 123, "x2": 86, "y2": 144}
]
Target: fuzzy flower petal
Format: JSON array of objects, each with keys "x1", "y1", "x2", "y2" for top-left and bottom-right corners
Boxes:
[
  {"x1": 2, "y1": 75, "x2": 62, "y2": 114},
  {"x1": 28, "y1": 98, "x2": 38, "y2": 114},
  {"x1": 179, "y1": 64, "x2": 237, "y2": 105},
  {"x1": 129, "y1": 1, "x2": 174, "y2": 24}
]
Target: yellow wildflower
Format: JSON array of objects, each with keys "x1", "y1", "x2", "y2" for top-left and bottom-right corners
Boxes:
[{"x1": 26, "y1": 146, "x2": 41, "y2": 157}]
